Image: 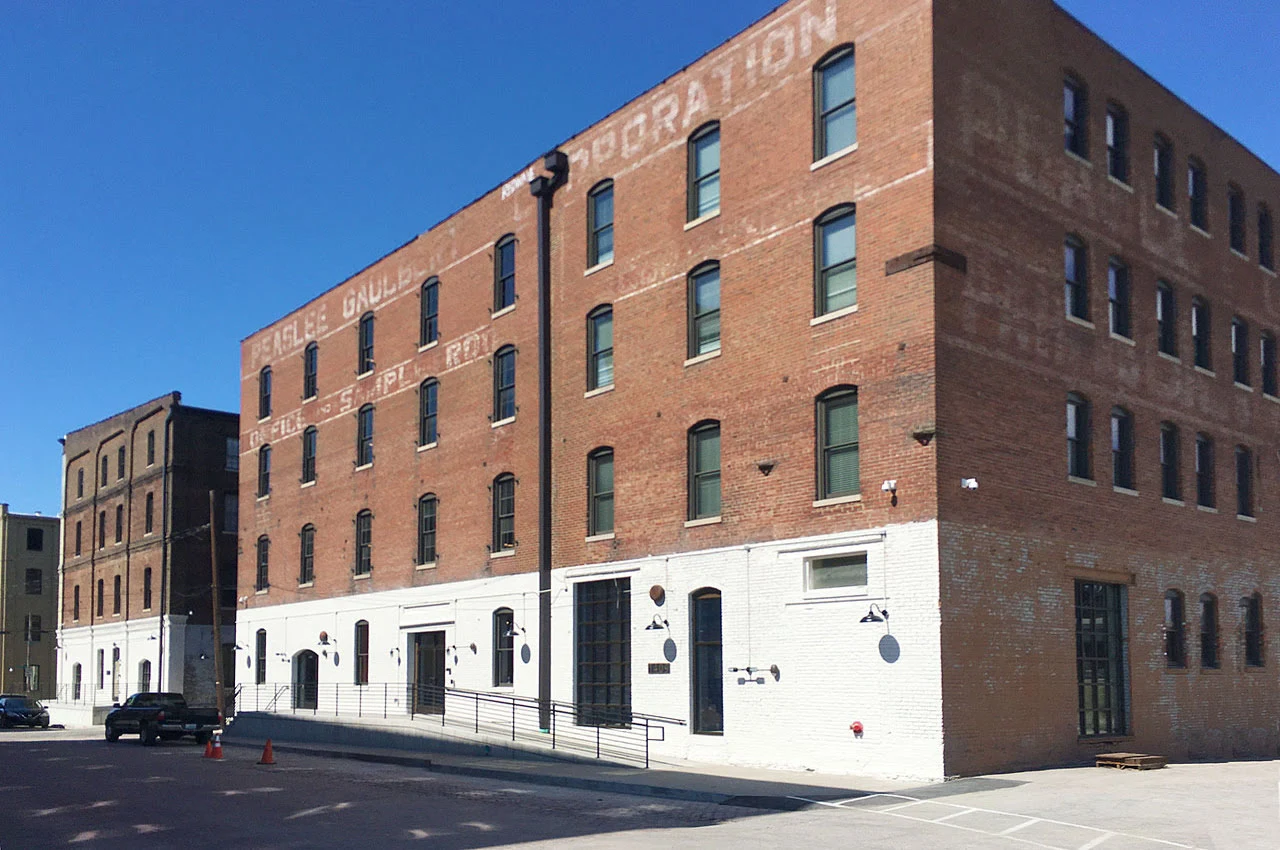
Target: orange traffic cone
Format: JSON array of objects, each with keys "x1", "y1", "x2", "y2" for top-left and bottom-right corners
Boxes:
[
  {"x1": 211, "y1": 732, "x2": 223, "y2": 760},
  {"x1": 203, "y1": 738, "x2": 213, "y2": 759},
  {"x1": 258, "y1": 739, "x2": 275, "y2": 765}
]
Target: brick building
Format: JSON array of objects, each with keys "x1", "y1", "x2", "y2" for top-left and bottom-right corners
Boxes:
[
  {"x1": 235, "y1": 0, "x2": 1278, "y2": 779},
  {"x1": 0, "y1": 504, "x2": 59, "y2": 696},
  {"x1": 54, "y1": 393, "x2": 239, "y2": 724}
]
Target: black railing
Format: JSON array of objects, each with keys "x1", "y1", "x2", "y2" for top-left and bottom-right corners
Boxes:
[{"x1": 234, "y1": 682, "x2": 684, "y2": 768}]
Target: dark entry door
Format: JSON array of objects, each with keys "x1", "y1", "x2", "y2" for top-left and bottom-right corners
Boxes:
[
  {"x1": 412, "y1": 631, "x2": 446, "y2": 715},
  {"x1": 294, "y1": 650, "x2": 319, "y2": 710}
]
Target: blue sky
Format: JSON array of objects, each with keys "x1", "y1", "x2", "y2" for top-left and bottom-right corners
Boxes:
[{"x1": 1, "y1": 0, "x2": 1277, "y2": 517}]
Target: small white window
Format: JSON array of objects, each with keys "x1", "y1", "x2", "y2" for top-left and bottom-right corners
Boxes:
[{"x1": 807, "y1": 552, "x2": 868, "y2": 592}]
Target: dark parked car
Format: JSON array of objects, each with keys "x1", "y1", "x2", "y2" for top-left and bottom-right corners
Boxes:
[
  {"x1": 0, "y1": 694, "x2": 51, "y2": 728},
  {"x1": 104, "y1": 692, "x2": 221, "y2": 745}
]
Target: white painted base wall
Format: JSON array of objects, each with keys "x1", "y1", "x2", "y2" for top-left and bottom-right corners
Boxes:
[{"x1": 233, "y1": 521, "x2": 944, "y2": 780}]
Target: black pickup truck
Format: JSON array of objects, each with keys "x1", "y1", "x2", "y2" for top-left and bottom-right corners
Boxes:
[{"x1": 103, "y1": 692, "x2": 221, "y2": 745}]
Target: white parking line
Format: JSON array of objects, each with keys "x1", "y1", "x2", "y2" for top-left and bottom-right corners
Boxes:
[{"x1": 1001, "y1": 818, "x2": 1043, "y2": 835}]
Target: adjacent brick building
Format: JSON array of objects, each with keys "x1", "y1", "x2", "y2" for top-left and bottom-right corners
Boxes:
[
  {"x1": 235, "y1": 0, "x2": 1278, "y2": 778},
  {"x1": 53, "y1": 393, "x2": 239, "y2": 723},
  {"x1": 0, "y1": 504, "x2": 59, "y2": 696}
]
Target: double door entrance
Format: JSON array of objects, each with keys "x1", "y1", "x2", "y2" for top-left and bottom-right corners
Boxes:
[{"x1": 411, "y1": 631, "x2": 446, "y2": 715}]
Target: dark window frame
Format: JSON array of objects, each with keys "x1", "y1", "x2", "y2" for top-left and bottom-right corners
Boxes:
[
  {"x1": 101, "y1": 456, "x2": 108, "y2": 487},
  {"x1": 77, "y1": 468, "x2": 84, "y2": 498},
  {"x1": 24, "y1": 567, "x2": 42, "y2": 595},
  {"x1": 146, "y1": 430, "x2": 155, "y2": 466},
  {"x1": 1232, "y1": 317, "x2": 1250, "y2": 386},
  {"x1": 144, "y1": 491, "x2": 154, "y2": 534},
  {"x1": 420, "y1": 277, "x2": 440, "y2": 347},
  {"x1": 815, "y1": 205, "x2": 858, "y2": 317},
  {"x1": 1067, "y1": 392, "x2": 1092, "y2": 479},
  {"x1": 1156, "y1": 281, "x2": 1177, "y2": 356},
  {"x1": 419, "y1": 380, "x2": 438, "y2": 447},
  {"x1": 687, "y1": 122, "x2": 721, "y2": 222},
  {"x1": 357, "y1": 311, "x2": 375, "y2": 375},
  {"x1": 1195, "y1": 433, "x2": 1215, "y2": 508},
  {"x1": 417, "y1": 494, "x2": 437, "y2": 566},
  {"x1": 75, "y1": 521, "x2": 82, "y2": 557},
  {"x1": 493, "y1": 608, "x2": 514, "y2": 688},
  {"x1": 1188, "y1": 157, "x2": 1209, "y2": 230},
  {"x1": 143, "y1": 567, "x2": 152, "y2": 610},
  {"x1": 690, "y1": 587, "x2": 724, "y2": 735},
  {"x1": 1243, "y1": 592, "x2": 1264, "y2": 667},
  {"x1": 1105, "y1": 103, "x2": 1129, "y2": 183},
  {"x1": 114, "y1": 504, "x2": 124, "y2": 543},
  {"x1": 574, "y1": 578, "x2": 632, "y2": 727},
  {"x1": 255, "y1": 535, "x2": 270, "y2": 591},
  {"x1": 1191, "y1": 298, "x2": 1212, "y2": 370},
  {"x1": 587, "y1": 180, "x2": 615, "y2": 268},
  {"x1": 1065, "y1": 235, "x2": 1089, "y2": 321},
  {"x1": 117, "y1": 446, "x2": 125, "y2": 480},
  {"x1": 301, "y1": 426, "x2": 317, "y2": 483},
  {"x1": 354, "y1": 510, "x2": 373, "y2": 575},
  {"x1": 1164, "y1": 589, "x2": 1186, "y2": 668},
  {"x1": 1261, "y1": 331, "x2": 1277, "y2": 397},
  {"x1": 1229, "y1": 184, "x2": 1247, "y2": 254},
  {"x1": 356, "y1": 404, "x2": 375, "y2": 467},
  {"x1": 354, "y1": 620, "x2": 370, "y2": 686},
  {"x1": 588, "y1": 447, "x2": 615, "y2": 537},
  {"x1": 73, "y1": 585, "x2": 81, "y2": 621},
  {"x1": 813, "y1": 45, "x2": 856, "y2": 160},
  {"x1": 817, "y1": 386, "x2": 860, "y2": 499},
  {"x1": 492, "y1": 474, "x2": 516, "y2": 552},
  {"x1": 97, "y1": 578, "x2": 104, "y2": 617},
  {"x1": 255, "y1": 630, "x2": 267, "y2": 685},
  {"x1": 587, "y1": 306, "x2": 614, "y2": 391},
  {"x1": 687, "y1": 262, "x2": 721, "y2": 358},
  {"x1": 493, "y1": 345, "x2": 516, "y2": 422},
  {"x1": 25, "y1": 613, "x2": 42, "y2": 643},
  {"x1": 688, "y1": 420, "x2": 722, "y2": 521},
  {"x1": 1110, "y1": 406, "x2": 1135, "y2": 490},
  {"x1": 1075, "y1": 580, "x2": 1128, "y2": 737},
  {"x1": 303, "y1": 342, "x2": 319, "y2": 399},
  {"x1": 257, "y1": 445, "x2": 272, "y2": 497},
  {"x1": 1200, "y1": 593, "x2": 1219, "y2": 669},
  {"x1": 1063, "y1": 74, "x2": 1088, "y2": 158},
  {"x1": 258, "y1": 366, "x2": 272, "y2": 419},
  {"x1": 299, "y1": 524, "x2": 315, "y2": 584},
  {"x1": 1107, "y1": 258, "x2": 1131, "y2": 338},
  {"x1": 494, "y1": 235, "x2": 516, "y2": 312},
  {"x1": 25, "y1": 527, "x2": 43, "y2": 552},
  {"x1": 1154, "y1": 135, "x2": 1175, "y2": 210},
  {"x1": 112, "y1": 575, "x2": 121, "y2": 615},
  {"x1": 1159, "y1": 422, "x2": 1180, "y2": 501},
  {"x1": 1236, "y1": 445, "x2": 1254, "y2": 518}
]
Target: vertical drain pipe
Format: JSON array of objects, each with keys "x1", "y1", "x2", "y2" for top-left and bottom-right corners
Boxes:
[{"x1": 530, "y1": 149, "x2": 569, "y2": 731}]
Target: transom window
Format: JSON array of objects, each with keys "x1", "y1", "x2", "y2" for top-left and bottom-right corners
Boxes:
[
  {"x1": 494, "y1": 235, "x2": 516, "y2": 312},
  {"x1": 421, "y1": 277, "x2": 439, "y2": 347},
  {"x1": 814, "y1": 46, "x2": 856, "y2": 160},
  {"x1": 815, "y1": 205, "x2": 857, "y2": 316},
  {"x1": 354, "y1": 510, "x2": 373, "y2": 575},
  {"x1": 492, "y1": 474, "x2": 516, "y2": 552},
  {"x1": 688, "y1": 421, "x2": 721, "y2": 520},
  {"x1": 493, "y1": 346, "x2": 516, "y2": 422},
  {"x1": 687, "y1": 123, "x2": 721, "y2": 221},
  {"x1": 587, "y1": 306, "x2": 614, "y2": 390},
  {"x1": 687, "y1": 264, "x2": 721, "y2": 358},
  {"x1": 588, "y1": 181, "x2": 614, "y2": 267},
  {"x1": 357, "y1": 312, "x2": 375, "y2": 375}
]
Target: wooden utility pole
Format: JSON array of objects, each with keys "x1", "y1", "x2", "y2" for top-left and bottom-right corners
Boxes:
[{"x1": 208, "y1": 490, "x2": 225, "y2": 723}]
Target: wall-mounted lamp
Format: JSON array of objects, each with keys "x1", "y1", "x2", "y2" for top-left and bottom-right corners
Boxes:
[
  {"x1": 644, "y1": 615, "x2": 669, "y2": 631},
  {"x1": 756, "y1": 460, "x2": 777, "y2": 476},
  {"x1": 960, "y1": 478, "x2": 979, "y2": 491},
  {"x1": 880, "y1": 480, "x2": 897, "y2": 494},
  {"x1": 503, "y1": 624, "x2": 526, "y2": 639},
  {"x1": 860, "y1": 603, "x2": 890, "y2": 624}
]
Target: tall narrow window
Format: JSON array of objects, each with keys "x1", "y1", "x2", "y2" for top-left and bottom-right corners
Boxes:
[
  {"x1": 72, "y1": 663, "x2": 82, "y2": 700},
  {"x1": 1164, "y1": 590, "x2": 1186, "y2": 668},
  {"x1": 588, "y1": 448, "x2": 615, "y2": 536},
  {"x1": 77, "y1": 468, "x2": 84, "y2": 498},
  {"x1": 101, "y1": 456, "x2": 109, "y2": 487},
  {"x1": 1108, "y1": 258, "x2": 1130, "y2": 338},
  {"x1": 255, "y1": 535, "x2": 270, "y2": 590},
  {"x1": 25, "y1": 568, "x2": 41, "y2": 595},
  {"x1": 258, "y1": 366, "x2": 272, "y2": 419},
  {"x1": 356, "y1": 404, "x2": 374, "y2": 466},
  {"x1": 1243, "y1": 593, "x2": 1264, "y2": 667},
  {"x1": 417, "y1": 495, "x2": 437, "y2": 565},
  {"x1": 354, "y1": 510, "x2": 373, "y2": 575},
  {"x1": 1236, "y1": 445, "x2": 1254, "y2": 518},
  {"x1": 1261, "y1": 332, "x2": 1277, "y2": 397},
  {"x1": 814, "y1": 46, "x2": 856, "y2": 159},
  {"x1": 1111, "y1": 407, "x2": 1134, "y2": 490},
  {"x1": 114, "y1": 504, "x2": 123, "y2": 543},
  {"x1": 1156, "y1": 281, "x2": 1177, "y2": 356},
  {"x1": 817, "y1": 386, "x2": 859, "y2": 499},
  {"x1": 1067, "y1": 393, "x2": 1092, "y2": 479},
  {"x1": 226, "y1": 437, "x2": 239, "y2": 472},
  {"x1": 1200, "y1": 593, "x2": 1219, "y2": 668},
  {"x1": 575, "y1": 578, "x2": 631, "y2": 727},
  {"x1": 493, "y1": 608, "x2": 514, "y2": 687},
  {"x1": 1075, "y1": 581, "x2": 1128, "y2": 737},
  {"x1": 687, "y1": 123, "x2": 721, "y2": 221},
  {"x1": 225, "y1": 493, "x2": 239, "y2": 533},
  {"x1": 354, "y1": 620, "x2": 369, "y2": 686},
  {"x1": 112, "y1": 575, "x2": 121, "y2": 614},
  {"x1": 587, "y1": 181, "x2": 614, "y2": 267},
  {"x1": 1154, "y1": 135, "x2": 1175, "y2": 210},
  {"x1": 143, "y1": 567, "x2": 152, "y2": 610},
  {"x1": 299, "y1": 524, "x2": 315, "y2": 584},
  {"x1": 494, "y1": 235, "x2": 516, "y2": 312},
  {"x1": 257, "y1": 445, "x2": 272, "y2": 497},
  {"x1": 97, "y1": 648, "x2": 104, "y2": 689},
  {"x1": 1105, "y1": 104, "x2": 1128, "y2": 182},
  {"x1": 144, "y1": 491, "x2": 154, "y2": 534},
  {"x1": 1195, "y1": 433, "x2": 1215, "y2": 508},
  {"x1": 492, "y1": 474, "x2": 515, "y2": 552},
  {"x1": 420, "y1": 277, "x2": 439, "y2": 347},
  {"x1": 303, "y1": 342, "x2": 318, "y2": 399},
  {"x1": 1063, "y1": 75, "x2": 1087, "y2": 157},
  {"x1": 688, "y1": 421, "x2": 721, "y2": 520},
  {"x1": 493, "y1": 345, "x2": 516, "y2": 422},
  {"x1": 117, "y1": 446, "x2": 125, "y2": 479},
  {"x1": 255, "y1": 630, "x2": 267, "y2": 685},
  {"x1": 138, "y1": 660, "x2": 151, "y2": 693},
  {"x1": 73, "y1": 585, "x2": 82, "y2": 621},
  {"x1": 97, "y1": 578, "x2": 104, "y2": 617},
  {"x1": 1232, "y1": 318, "x2": 1250, "y2": 386},
  {"x1": 815, "y1": 205, "x2": 857, "y2": 317},
  {"x1": 687, "y1": 263, "x2": 721, "y2": 358},
  {"x1": 691, "y1": 588, "x2": 724, "y2": 734},
  {"x1": 1188, "y1": 158, "x2": 1208, "y2": 230},
  {"x1": 75, "y1": 521, "x2": 82, "y2": 556},
  {"x1": 1064, "y1": 235, "x2": 1088, "y2": 321},
  {"x1": 587, "y1": 306, "x2": 614, "y2": 390},
  {"x1": 357, "y1": 311, "x2": 375, "y2": 374},
  {"x1": 301, "y1": 426, "x2": 317, "y2": 483},
  {"x1": 416, "y1": 379, "x2": 438, "y2": 447},
  {"x1": 146, "y1": 430, "x2": 155, "y2": 466},
  {"x1": 1160, "y1": 422, "x2": 1180, "y2": 500},
  {"x1": 1229, "y1": 184, "x2": 1247, "y2": 253},
  {"x1": 24, "y1": 614, "x2": 41, "y2": 642},
  {"x1": 1191, "y1": 298, "x2": 1212, "y2": 370},
  {"x1": 1260, "y1": 204, "x2": 1275, "y2": 271},
  {"x1": 98, "y1": 510, "x2": 106, "y2": 549}
]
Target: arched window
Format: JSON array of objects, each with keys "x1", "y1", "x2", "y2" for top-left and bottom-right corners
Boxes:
[
  {"x1": 255, "y1": 535, "x2": 270, "y2": 591},
  {"x1": 357, "y1": 311, "x2": 375, "y2": 374},
  {"x1": 1199, "y1": 593, "x2": 1219, "y2": 669},
  {"x1": 815, "y1": 205, "x2": 856, "y2": 317},
  {"x1": 77, "y1": 467, "x2": 84, "y2": 498},
  {"x1": 1105, "y1": 102, "x2": 1129, "y2": 182},
  {"x1": 691, "y1": 587, "x2": 723, "y2": 734},
  {"x1": 1067, "y1": 393, "x2": 1091, "y2": 479},
  {"x1": 588, "y1": 448, "x2": 614, "y2": 536},
  {"x1": 101, "y1": 455, "x2": 109, "y2": 487},
  {"x1": 817, "y1": 386, "x2": 859, "y2": 499},
  {"x1": 587, "y1": 306, "x2": 614, "y2": 390},
  {"x1": 687, "y1": 262, "x2": 721, "y2": 358},
  {"x1": 1063, "y1": 73, "x2": 1088, "y2": 157},
  {"x1": 492, "y1": 474, "x2": 516, "y2": 552},
  {"x1": 687, "y1": 122, "x2": 720, "y2": 221},
  {"x1": 354, "y1": 510, "x2": 373, "y2": 575},
  {"x1": 303, "y1": 342, "x2": 319, "y2": 399},
  {"x1": 1107, "y1": 257, "x2": 1130, "y2": 338},
  {"x1": 417, "y1": 494, "x2": 437, "y2": 566},
  {"x1": 257, "y1": 444, "x2": 272, "y2": 497},
  {"x1": 146, "y1": 430, "x2": 155, "y2": 466},
  {"x1": 115, "y1": 503, "x2": 124, "y2": 543},
  {"x1": 97, "y1": 578, "x2": 104, "y2": 617},
  {"x1": 813, "y1": 45, "x2": 855, "y2": 160},
  {"x1": 688, "y1": 421, "x2": 721, "y2": 520},
  {"x1": 72, "y1": 663, "x2": 83, "y2": 701},
  {"x1": 354, "y1": 620, "x2": 370, "y2": 686},
  {"x1": 1243, "y1": 592, "x2": 1264, "y2": 667},
  {"x1": 301, "y1": 426, "x2": 317, "y2": 483},
  {"x1": 255, "y1": 629, "x2": 267, "y2": 685},
  {"x1": 420, "y1": 277, "x2": 440, "y2": 347},
  {"x1": 494, "y1": 234, "x2": 516, "y2": 311},
  {"x1": 493, "y1": 345, "x2": 516, "y2": 422},
  {"x1": 1164, "y1": 589, "x2": 1186, "y2": 668},
  {"x1": 144, "y1": 491, "x2": 154, "y2": 534},
  {"x1": 73, "y1": 585, "x2": 81, "y2": 620},
  {"x1": 138, "y1": 659, "x2": 152, "y2": 693},
  {"x1": 258, "y1": 366, "x2": 272, "y2": 419},
  {"x1": 419, "y1": 379, "x2": 438, "y2": 447},
  {"x1": 1159, "y1": 422, "x2": 1180, "y2": 500},
  {"x1": 1110, "y1": 406, "x2": 1134, "y2": 490},
  {"x1": 299, "y1": 524, "x2": 315, "y2": 584},
  {"x1": 356, "y1": 404, "x2": 374, "y2": 466},
  {"x1": 588, "y1": 180, "x2": 615, "y2": 267},
  {"x1": 1064, "y1": 234, "x2": 1088, "y2": 321},
  {"x1": 493, "y1": 608, "x2": 514, "y2": 687},
  {"x1": 112, "y1": 574, "x2": 121, "y2": 614}
]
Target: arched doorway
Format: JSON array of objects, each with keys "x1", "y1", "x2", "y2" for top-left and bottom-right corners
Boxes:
[{"x1": 293, "y1": 650, "x2": 319, "y2": 710}]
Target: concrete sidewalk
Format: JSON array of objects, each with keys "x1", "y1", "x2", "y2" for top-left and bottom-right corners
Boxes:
[{"x1": 220, "y1": 734, "x2": 922, "y2": 809}]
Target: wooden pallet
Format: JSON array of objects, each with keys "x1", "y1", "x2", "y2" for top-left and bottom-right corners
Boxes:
[{"x1": 1096, "y1": 752, "x2": 1167, "y2": 770}]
